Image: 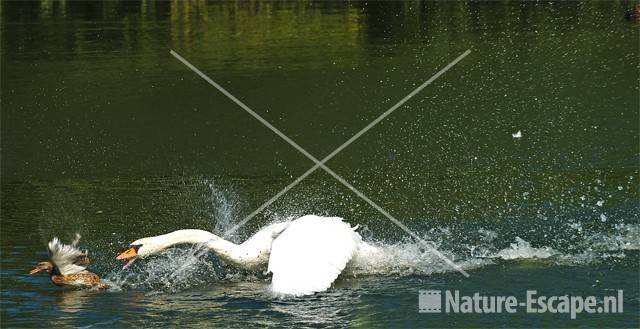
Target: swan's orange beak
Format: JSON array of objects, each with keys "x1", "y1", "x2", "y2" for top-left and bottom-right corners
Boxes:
[
  {"x1": 116, "y1": 246, "x2": 139, "y2": 269},
  {"x1": 116, "y1": 247, "x2": 137, "y2": 260}
]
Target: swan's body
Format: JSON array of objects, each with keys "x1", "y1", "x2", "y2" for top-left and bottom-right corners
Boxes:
[
  {"x1": 30, "y1": 235, "x2": 110, "y2": 289},
  {"x1": 268, "y1": 215, "x2": 364, "y2": 295},
  {"x1": 118, "y1": 215, "x2": 380, "y2": 296}
]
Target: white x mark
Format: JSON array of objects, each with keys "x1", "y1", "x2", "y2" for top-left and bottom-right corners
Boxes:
[{"x1": 171, "y1": 49, "x2": 471, "y2": 277}]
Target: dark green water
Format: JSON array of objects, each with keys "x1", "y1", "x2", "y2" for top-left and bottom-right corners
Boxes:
[{"x1": 1, "y1": 1, "x2": 639, "y2": 328}]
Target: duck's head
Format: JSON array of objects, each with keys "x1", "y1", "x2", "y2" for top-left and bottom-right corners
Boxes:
[
  {"x1": 116, "y1": 237, "x2": 164, "y2": 269},
  {"x1": 29, "y1": 261, "x2": 54, "y2": 275}
]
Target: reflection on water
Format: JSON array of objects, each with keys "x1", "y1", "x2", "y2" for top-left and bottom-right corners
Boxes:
[
  {"x1": 1, "y1": 0, "x2": 638, "y2": 327},
  {"x1": 4, "y1": 0, "x2": 366, "y2": 69},
  {"x1": 3, "y1": 0, "x2": 637, "y2": 180},
  {"x1": 55, "y1": 289, "x2": 94, "y2": 314}
]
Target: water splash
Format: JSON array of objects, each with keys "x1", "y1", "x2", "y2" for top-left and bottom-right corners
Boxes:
[
  {"x1": 101, "y1": 220, "x2": 639, "y2": 293},
  {"x1": 204, "y1": 179, "x2": 241, "y2": 237},
  {"x1": 92, "y1": 178, "x2": 640, "y2": 293},
  {"x1": 102, "y1": 180, "x2": 265, "y2": 293},
  {"x1": 105, "y1": 245, "x2": 222, "y2": 293},
  {"x1": 493, "y1": 237, "x2": 557, "y2": 260},
  {"x1": 347, "y1": 222, "x2": 639, "y2": 277}
]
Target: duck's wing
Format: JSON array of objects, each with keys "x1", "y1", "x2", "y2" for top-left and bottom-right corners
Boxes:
[
  {"x1": 267, "y1": 215, "x2": 359, "y2": 296},
  {"x1": 47, "y1": 236, "x2": 89, "y2": 275}
]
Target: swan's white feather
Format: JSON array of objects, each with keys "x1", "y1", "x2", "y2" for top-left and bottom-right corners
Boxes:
[
  {"x1": 202, "y1": 222, "x2": 291, "y2": 270},
  {"x1": 47, "y1": 236, "x2": 88, "y2": 275},
  {"x1": 231, "y1": 221, "x2": 291, "y2": 270},
  {"x1": 268, "y1": 215, "x2": 359, "y2": 296}
]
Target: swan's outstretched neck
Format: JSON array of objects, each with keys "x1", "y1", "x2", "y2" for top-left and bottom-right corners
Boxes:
[
  {"x1": 137, "y1": 229, "x2": 272, "y2": 271},
  {"x1": 137, "y1": 229, "x2": 240, "y2": 265},
  {"x1": 126, "y1": 222, "x2": 291, "y2": 271},
  {"x1": 149, "y1": 229, "x2": 229, "y2": 248}
]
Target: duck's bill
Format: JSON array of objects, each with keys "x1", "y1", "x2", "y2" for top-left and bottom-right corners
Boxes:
[
  {"x1": 116, "y1": 247, "x2": 138, "y2": 269},
  {"x1": 29, "y1": 262, "x2": 51, "y2": 274}
]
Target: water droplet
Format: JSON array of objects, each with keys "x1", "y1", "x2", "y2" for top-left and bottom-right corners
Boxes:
[{"x1": 600, "y1": 214, "x2": 607, "y2": 222}]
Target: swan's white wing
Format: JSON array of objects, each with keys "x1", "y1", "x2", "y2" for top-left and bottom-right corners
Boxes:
[
  {"x1": 268, "y1": 215, "x2": 359, "y2": 296},
  {"x1": 47, "y1": 236, "x2": 88, "y2": 275}
]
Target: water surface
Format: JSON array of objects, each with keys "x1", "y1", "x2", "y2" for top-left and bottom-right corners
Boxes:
[{"x1": 1, "y1": 1, "x2": 639, "y2": 327}]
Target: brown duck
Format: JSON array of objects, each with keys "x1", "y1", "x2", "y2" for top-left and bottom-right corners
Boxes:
[{"x1": 29, "y1": 234, "x2": 110, "y2": 289}]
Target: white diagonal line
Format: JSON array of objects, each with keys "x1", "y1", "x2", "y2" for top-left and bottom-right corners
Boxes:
[
  {"x1": 318, "y1": 165, "x2": 469, "y2": 277},
  {"x1": 224, "y1": 50, "x2": 472, "y2": 232},
  {"x1": 170, "y1": 50, "x2": 320, "y2": 163},
  {"x1": 171, "y1": 49, "x2": 470, "y2": 230},
  {"x1": 171, "y1": 49, "x2": 471, "y2": 276},
  {"x1": 245, "y1": 50, "x2": 470, "y2": 227},
  {"x1": 318, "y1": 50, "x2": 471, "y2": 165}
]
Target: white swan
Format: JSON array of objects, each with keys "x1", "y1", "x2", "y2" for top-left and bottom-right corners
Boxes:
[{"x1": 116, "y1": 215, "x2": 380, "y2": 296}]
